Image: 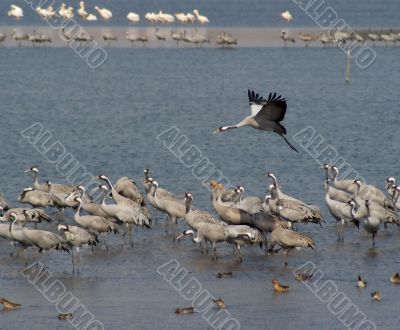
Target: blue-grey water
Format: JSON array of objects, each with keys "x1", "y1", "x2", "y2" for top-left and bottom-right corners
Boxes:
[
  {"x1": 0, "y1": 0, "x2": 399, "y2": 27},
  {"x1": 0, "y1": 46, "x2": 399, "y2": 330}
]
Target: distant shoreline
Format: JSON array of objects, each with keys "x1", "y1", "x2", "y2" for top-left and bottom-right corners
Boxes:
[{"x1": 0, "y1": 26, "x2": 399, "y2": 48}]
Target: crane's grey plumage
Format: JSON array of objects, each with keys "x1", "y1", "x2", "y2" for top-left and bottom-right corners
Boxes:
[
  {"x1": 268, "y1": 227, "x2": 316, "y2": 254},
  {"x1": 177, "y1": 222, "x2": 260, "y2": 262},
  {"x1": 74, "y1": 197, "x2": 118, "y2": 250},
  {"x1": 58, "y1": 224, "x2": 99, "y2": 274},
  {"x1": 114, "y1": 176, "x2": 145, "y2": 206},
  {"x1": 362, "y1": 200, "x2": 381, "y2": 247},
  {"x1": 18, "y1": 187, "x2": 52, "y2": 208},
  {"x1": 151, "y1": 180, "x2": 185, "y2": 239},
  {"x1": 324, "y1": 180, "x2": 360, "y2": 241},
  {"x1": 1, "y1": 208, "x2": 52, "y2": 227},
  {"x1": 322, "y1": 165, "x2": 352, "y2": 203},
  {"x1": 215, "y1": 90, "x2": 298, "y2": 152},
  {"x1": 24, "y1": 167, "x2": 74, "y2": 195}
]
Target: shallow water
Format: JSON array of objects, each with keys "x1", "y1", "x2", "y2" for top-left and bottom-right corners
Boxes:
[
  {"x1": 0, "y1": 0, "x2": 399, "y2": 27},
  {"x1": 0, "y1": 47, "x2": 399, "y2": 329}
]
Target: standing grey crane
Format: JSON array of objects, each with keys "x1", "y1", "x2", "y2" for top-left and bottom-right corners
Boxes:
[
  {"x1": 103, "y1": 32, "x2": 117, "y2": 46},
  {"x1": 184, "y1": 192, "x2": 221, "y2": 228},
  {"x1": 0, "y1": 208, "x2": 52, "y2": 228},
  {"x1": 18, "y1": 187, "x2": 52, "y2": 208},
  {"x1": 281, "y1": 30, "x2": 295, "y2": 47},
  {"x1": 74, "y1": 197, "x2": 118, "y2": 250},
  {"x1": 352, "y1": 179, "x2": 395, "y2": 210},
  {"x1": 268, "y1": 185, "x2": 323, "y2": 227},
  {"x1": 114, "y1": 177, "x2": 144, "y2": 206},
  {"x1": 20, "y1": 223, "x2": 70, "y2": 265},
  {"x1": 47, "y1": 181, "x2": 78, "y2": 222},
  {"x1": 0, "y1": 33, "x2": 6, "y2": 44},
  {"x1": 268, "y1": 227, "x2": 316, "y2": 255},
  {"x1": 74, "y1": 185, "x2": 110, "y2": 218},
  {"x1": 324, "y1": 180, "x2": 360, "y2": 241},
  {"x1": 211, "y1": 186, "x2": 254, "y2": 225},
  {"x1": 125, "y1": 31, "x2": 138, "y2": 46},
  {"x1": 170, "y1": 30, "x2": 182, "y2": 46},
  {"x1": 330, "y1": 165, "x2": 360, "y2": 194},
  {"x1": 360, "y1": 200, "x2": 380, "y2": 247},
  {"x1": 298, "y1": 32, "x2": 315, "y2": 47},
  {"x1": 98, "y1": 174, "x2": 151, "y2": 219},
  {"x1": 215, "y1": 90, "x2": 298, "y2": 152},
  {"x1": 8, "y1": 213, "x2": 35, "y2": 265},
  {"x1": 234, "y1": 186, "x2": 263, "y2": 214},
  {"x1": 177, "y1": 222, "x2": 257, "y2": 262},
  {"x1": 24, "y1": 166, "x2": 75, "y2": 195},
  {"x1": 321, "y1": 165, "x2": 352, "y2": 203},
  {"x1": 58, "y1": 224, "x2": 99, "y2": 274},
  {"x1": 155, "y1": 27, "x2": 166, "y2": 41},
  {"x1": 11, "y1": 30, "x2": 28, "y2": 46},
  {"x1": 151, "y1": 180, "x2": 185, "y2": 239},
  {"x1": 353, "y1": 180, "x2": 398, "y2": 225},
  {"x1": 97, "y1": 185, "x2": 150, "y2": 247}
]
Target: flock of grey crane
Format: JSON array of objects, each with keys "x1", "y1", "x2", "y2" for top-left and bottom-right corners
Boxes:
[
  {"x1": 282, "y1": 29, "x2": 400, "y2": 47},
  {"x1": 0, "y1": 28, "x2": 237, "y2": 48},
  {"x1": 1, "y1": 161, "x2": 399, "y2": 275}
]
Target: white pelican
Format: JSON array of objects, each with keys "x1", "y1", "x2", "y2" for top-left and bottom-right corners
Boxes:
[
  {"x1": 127, "y1": 12, "x2": 140, "y2": 23},
  {"x1": 186, "y1": 13, "x2": 196, "y2": 23},
  {"x1": 193, "y1": 9, "x2": 209, "y2": 24},
  {"x1": 78, "y1": 1, "x2": 97, "y2": 21},
  {"x1": 281, "y1": 10, "x2": 293, "y2": 22},
  {"x1": 175, "y1": 13, "x2": 188, "y2": 23},
  {"x1": 158, "y1": 11, "x2": 175, "y2": 23},
  {"x1": 58, "y1": 4, "x2": 74, "y2": 20},
  {"x1": 145, "y1": 12, "x2": 157, "y2": 23},
  {"x1": 8, "y1": 5, "x2": 24, "y2": 20},
  {"x1": 36, "y1": 6, "x2": 57, "y2": 20},
  {"x1": 95, "y1": 6, "x2": 112, "y2": 21}
]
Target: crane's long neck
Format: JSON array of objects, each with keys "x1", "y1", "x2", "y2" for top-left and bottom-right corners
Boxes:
[
  {"x1": 332, "y1": 169, "x2": 338, "y2": 182},
  {"x1": 101, "y1": 191, "x2": 108, "y2": 206},
  {"x1": 324, "y1": 168, "x2": 329, "y2": 181},
  {"x1": 76, "y1": 202, "x2": 82, "y2": 217},
  {"x1": 185, "y1": 198, "x2": 192, "y2": 214},
  {"x1": 9, "y1": 219, "x2": 17, "y2": 236},
  {"x1": 152, "y1": 185, "x2": 158, "y2": 198},
  {"x1": 33, "y1": 171, "x2": 39, "y2": 186}
]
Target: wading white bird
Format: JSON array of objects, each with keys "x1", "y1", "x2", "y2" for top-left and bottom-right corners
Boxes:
[
  {"x1": 78, "y1": 1, "x2": 97, "y2": 21},
  {"x1": 127, "y1": 12, "x2": 140, "y2": 23},
  {"x1": 95, "y1": 6, "x2": 112, "y2": 21},
  {"x1": 8, "y1": 5, "x2": 23, "y2": 20},
  {"x1": 193, "y1": 9, "x2": 209, "y2": 24},
  {"x1": 215, "y1": 90, "x2": 298, "y2": 152}
]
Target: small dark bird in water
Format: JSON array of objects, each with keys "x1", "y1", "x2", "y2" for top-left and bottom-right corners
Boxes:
[
  {"x1": 215, "y1": 90, "x2": 299, "y2": 152},
  {"x1": 371, "y1": 291, "x2": 381, "y2": 301},
  {"x1": 272, "y1": 279, "x2": 289, "y2": 292},
  {"x1": 390, "y1": 273, "x2": 400, "y2": 284},
  {"x1": 58, "y1": 313, "x2": 73, "y2": 320},
  {"x1": 175, "y1": 307, "x2": 194, "y2": 314},
  {"x1": 212, "y1": 298, "x2": 226, "y2": 309},
  {"x1": 357, "y1": 275, "x2": 367, "y2": 288},
  {"x1": 0, "y1": 298, "x2": 21, "y2": 310},
  {"x1": 217, "y1": 272, "x2": 232, "y2": 278},
  {"x1": 294, "y1": 272, "x2": 313, "y2": 282}
]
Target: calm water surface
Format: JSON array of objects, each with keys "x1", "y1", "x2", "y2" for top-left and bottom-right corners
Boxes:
[{"x1": 0, "y1": 47, "x2": 399, "y2": 329}]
